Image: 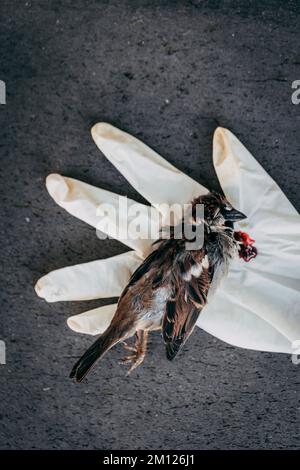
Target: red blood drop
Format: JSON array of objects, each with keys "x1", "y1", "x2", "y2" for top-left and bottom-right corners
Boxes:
[{"x1": 234, "y1": 231, "x2": 258, "y2": 262}]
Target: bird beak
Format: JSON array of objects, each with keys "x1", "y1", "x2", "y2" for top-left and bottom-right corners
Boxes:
[{"x1": 225, "y1": 208, "x2": 247, "y2": 222}]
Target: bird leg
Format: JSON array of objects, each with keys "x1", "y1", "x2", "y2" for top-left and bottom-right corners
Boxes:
[{"x1": 121, "y1": 330, "x2": 149, "y2": 374}]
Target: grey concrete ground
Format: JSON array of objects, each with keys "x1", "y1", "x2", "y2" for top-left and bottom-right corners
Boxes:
[{"x1": 0, "y1": 0, "x2": 299, "y2": 450}]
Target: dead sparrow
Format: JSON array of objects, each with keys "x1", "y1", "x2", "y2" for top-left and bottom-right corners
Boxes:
[{"x1": 70, "y1": 192, "x2": 247, "y2": 382}]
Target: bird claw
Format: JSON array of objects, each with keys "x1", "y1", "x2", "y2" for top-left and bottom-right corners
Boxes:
[
  {"x1": 119, "y1": 354, "x2": 136, "y2": 364},
  {"x1": 126, "y1": 353, "x2": 146, "y2": 375},
  {"x1": 120, "y1": 331, "x2": 148, "y2": 374},
  {"x1": 121, "y1": 341, "x2": 137, "y2": 353},
  {"x1": 119, "y1": 350, "x2": 145, "y2": 374}
]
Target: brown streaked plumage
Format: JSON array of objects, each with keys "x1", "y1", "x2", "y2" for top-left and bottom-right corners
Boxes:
[{"x1": 70, "y1": 192, "x2": 246, "y2": 382}]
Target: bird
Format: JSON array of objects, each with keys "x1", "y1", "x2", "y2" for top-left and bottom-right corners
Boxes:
[{"x1": 70, "y1": 192, "x2": 246, "y2": 382}]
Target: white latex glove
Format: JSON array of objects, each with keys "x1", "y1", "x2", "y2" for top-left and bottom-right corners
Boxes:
[{"x1": 35, "y1": 124, "x2": 300, "y2": 354}]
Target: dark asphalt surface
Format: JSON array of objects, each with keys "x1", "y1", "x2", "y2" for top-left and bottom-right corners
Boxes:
[{"x1": 0, "y1": 0, "x2": 299, "y2": 450}]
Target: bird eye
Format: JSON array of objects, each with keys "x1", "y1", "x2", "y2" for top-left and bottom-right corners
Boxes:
[{"x1": 224, "y1": 206, "x2": 232, "y2": 211}]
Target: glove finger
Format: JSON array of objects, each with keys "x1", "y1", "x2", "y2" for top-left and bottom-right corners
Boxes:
[
  {"x1": 213, "y1": 127, "x2": 299, "y2": 232},
  {"x1": 46, "y1": 173, "x2": 159, "y2": 256},
  {"x1": 67, "y1": 303, "x2": 117, "y2": 336},
  {"x1": 91, "y1": 122, "x2": 208, "y2": 223},
  {"x1": 35, "y1": 251, "x2": 142, "y2": 302}
]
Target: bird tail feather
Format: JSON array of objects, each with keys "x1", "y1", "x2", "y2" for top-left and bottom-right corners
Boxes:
[{"x1": 70, "y1": 328, "x2": 119, "y2": 383}]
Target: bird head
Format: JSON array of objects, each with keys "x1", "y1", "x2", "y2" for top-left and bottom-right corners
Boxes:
[{"x1": 191, "y1": 192, "x2": 247, "y2": 227}]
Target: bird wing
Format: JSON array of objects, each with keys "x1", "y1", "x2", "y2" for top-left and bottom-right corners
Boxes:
[
  {"x1": 118, "y1": 239, "x2": 175, "y2": 302},
  {"x1": 163, "y1": 253, "x2": 212, "y2": 360}
]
